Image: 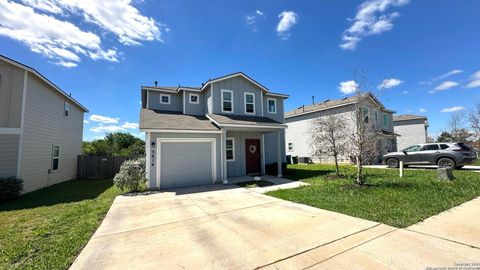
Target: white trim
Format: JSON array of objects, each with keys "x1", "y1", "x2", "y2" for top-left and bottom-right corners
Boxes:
[
  {"x1": 285, "y1": 101, "x2": 357, "y2": 119},
  {"x1": 221, "y1": 89, "x2": 234, "y2": 114},
  {"x1": 16, "y1": 70, "x2": 28, "y2": 177},
  {"x1": 220, "y1": 123, "x2": 287, "y2": 129},
  {"x1": 139, "y1": 129, "x2": 221, "y2": 133},
  {"x1": 0, "y1": 128, "x2": 21, "y2": 135},
  {"x1": 244, "y1": 92, "x2": 255, "y2": 115},
  {"x1": 146, "y1": 90, "x2": 150, "y2": 109},
  {"x1": 189, "y1": 93, "x2": 200, "y2": 104},
  {"x1": 267, "y1": 98, "x2": 277, "y2": 114},
  {"x1": 201, "y1": 73, "x2": 270, "y2": 92},
  {"x1": 160, "y1": 94, "x2": 171, "y2": 104},
  {"x1": 265, "y1": 92, "x2": 289, "y2": 98},
  {"x1": 141, "y1": 86, "x2": 178, "y2": 93},
  {"x1": 261, "y1": 134, "x2": 265, "y2": 174},
  {"x1": 156, "y1": 138, "x2": 217, "y2": 189},
  {"x1": 226, "y1": 137, "x2": 235, "y2": 161},
  {"x1": 260, "y1": 91, "x2": 264, "y2": 117},
  {"x1": 0, "y1": 55, "x2": 88, "y2": 112}
]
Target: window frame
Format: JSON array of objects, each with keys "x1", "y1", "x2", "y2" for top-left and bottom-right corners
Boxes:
[
  {"x1": 64, "y1": 102, "x2": 70, "y2": 118},
  {"x1": 288, "y1": 142, "x2": 293, "y2": 151},
  {"x1": 267, "y1": 98, "x2": 277, "y2": 114},
  {"x1": 363, "y1": 107, "x2": 369, "y2": 123},
  {"x1": 374, "y1": 111, "x2": 379, "y2": 124},
  {"x1": 226, "y1": 137, "x2": 235, "y2": 161},
  {"x1": 51, "y1": 145, "x2": 60, "y2": 172},
  {"x1": 160, "y1": 94, "x2": 171, "y2": 104},
  {"x1": 244, "y1": 92, "x2": 255, "y2": 115},
  {"x1": 189, "y1": 93, "x2": 199, "y2": 104},
  {"x1": 221, "y1": 89, "x2": 234, "y2": 113},
  {"x1": 383, "y1": 113, "x2": 388, "y2": 129}
]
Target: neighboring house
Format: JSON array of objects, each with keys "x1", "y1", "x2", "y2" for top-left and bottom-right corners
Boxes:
[
  {"x1": 0, "y1": 55, "x2": 88, "y2": 193},
  {"x1": 285, "y1": 92, "x2": 397, "y2": 164},
  {"x1": 393, "y1": 114, "x2": 429, "y2": 150},
  {"x1": 139, "y1": 72, "x2": 289, "y2": 189}
]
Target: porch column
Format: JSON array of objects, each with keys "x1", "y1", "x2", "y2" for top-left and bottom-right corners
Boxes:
[
  {"x1": 221, "y1": 129, "x2": 228, "y2": 184},
  {"x1": 276, "y1": 130, "x2": 283, "y2": 178}
]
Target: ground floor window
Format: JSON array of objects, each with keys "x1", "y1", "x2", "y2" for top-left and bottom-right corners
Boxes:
[
  {"x1": 226, "y1": 138, "x2": 235, "y2": 161},
  {"x1": 52, "y1": 145, "x2": 60, "y2": 171},
  {"x1": 288, "y1": 142, "x2": 293, "y2": 151}
]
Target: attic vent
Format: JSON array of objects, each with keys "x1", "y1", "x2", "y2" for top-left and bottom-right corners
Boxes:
[
  {"x1": 323, "y1": 99, "x2": 330, "y2": 103},
  {"x1": 342, "y1": 97, "x2": 348, "y2": 100}
]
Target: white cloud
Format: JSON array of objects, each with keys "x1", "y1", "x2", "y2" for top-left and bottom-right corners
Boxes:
[
  {"x1": 420, "y1": 69, "x2": 463, "y2": 85},
  {"x1": 20, "y1": 0, "x2": 164, "y2": 46},
  {"x1": 90, "y1": 125, "x2": 125, "y2": 133},
  {"x1": 0, "y1": 0, "x2": 118, "y2": 67},
  {"x1": 340, "y1": 0, "x2": 409, "y2": 50},
  {"x1": 89, "y1": 114, "x2": 120, "y2": 124},
  {"x1": 276, "y1": 11, "x2": 298, "y2": 40},
  {"x1": 429, "y1": 81, "x2": 459, "y2": 93},
  {"x1": 122, "y1": 122, "x2": 139, "y2": 129},
  {"x1": 441, "y1": 106, "x2": 464, "y2": 113},
  {"x1": 401, "y1": 90, "x2": 409, "y2": 94},
  {"x1": 339, "y1": 80, "x2": 359, "y2": 94},
  {"x1": 83, "y1": 119, "x2": 89, "y2": 124},
  {"x1": 245, "y1": 9, "x2": 265, "y2": 32},
  {"x1": 378, "y1": 78, "x2": 403, "y2": 89},
  {"x1": 465, "y1": 70, "x2": 480, "y2": 89},
  {"x1": 419, "y1": 108, "x2": 427, "y2": 113}
]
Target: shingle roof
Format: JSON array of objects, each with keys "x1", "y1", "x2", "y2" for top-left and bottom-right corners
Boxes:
[
  {"x1": 207, "y1": 113, "x2": 285, "y2": 127},
  {"x1": 140, "y1": 109, "x2": 220, "y2": 131},
  {"x1": 393, "y1": 114, "x2": 427, "y2": 121},
  {"x1": 285, "y1": 92, "x2": 394, "y2": 118}
]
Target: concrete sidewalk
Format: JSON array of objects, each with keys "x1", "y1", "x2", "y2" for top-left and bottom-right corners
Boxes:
[{"x1": 70, "y1": 185, "x2": 480, "y2": 270}]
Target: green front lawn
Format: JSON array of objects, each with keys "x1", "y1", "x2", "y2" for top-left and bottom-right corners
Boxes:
[
  {"x1": 471, "y1": 159, "x2": 480, "y2": 166},
  {"x1": 0, "y1": 179, "x2": 121, "y2": 270},
  {"x1": 267, "y1": 164, "x2": 480, "y2": 228}
]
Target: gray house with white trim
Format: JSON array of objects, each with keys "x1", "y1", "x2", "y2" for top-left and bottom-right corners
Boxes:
[
  {"x1": 140, "y1": 72, "x2": 288, "y2": 189},
  {"x1": 0, "y1": 55, "x2": 88, "y2": 193},
  {"x1": 393, "y1": 114, "x2": 429, "y2": 150}
]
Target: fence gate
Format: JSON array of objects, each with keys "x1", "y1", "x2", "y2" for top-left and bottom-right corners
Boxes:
[{"x1": 77, "y1": 156, "x2": 132, "y2": 179}]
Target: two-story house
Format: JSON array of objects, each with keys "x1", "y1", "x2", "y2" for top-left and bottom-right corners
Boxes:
[
  {"x1": 0, "y1": 55, "x2": 88, "y2": 193},
  {"x1": 285, "y1": 92, "x2": 397, "y2": 164},
  {"x1": 393, "y1": 114, "x2": 429, "y2": 150},
  {"x1": 139, "y1": 72, "x2": 289, "y2": 189}
]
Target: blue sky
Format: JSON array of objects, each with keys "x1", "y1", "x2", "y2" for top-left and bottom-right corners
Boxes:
[{"x1": 1, "y1": 0, "x2": 479, "y2": 140}]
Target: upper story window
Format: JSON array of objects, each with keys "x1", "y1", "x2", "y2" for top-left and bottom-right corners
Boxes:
[
  {"x1": 383, "y1": 114, "x2": 388, "y2": 128},
  {"x1": 267, "y1": 98, "x2": 277, "y2": 114},
  {"x1": 160, "y1": 94, "x2": 171, "y2": 104},
  {"x1": 374, "y1": 111, "x2": 379, "y2": 124},
  {"x1": 244, "y1": 92, "x2": 255, "y2": 114},
  {"x1": 52, "y1": 145, "x2": 60, "y2": 171},
  {"x1": 226, "y1": 138, "x2": 235, "y2": 161},
  {"x1": 221, "y1": 89, "x2": 233, "y2": 113},
  {"x1": 189, "y1": 93, "x2": 199, "y2": 104},
  {"x1": 363, "y1": 107, "x2": 369, "y2": 123},
  {"x1": 64, "y1": 102, "x2": 70, "y2": 117}
]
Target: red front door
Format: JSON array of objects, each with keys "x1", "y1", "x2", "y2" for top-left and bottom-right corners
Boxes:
[{"x1": 245, "y1": 139, "x2": 261, "y2": 175}]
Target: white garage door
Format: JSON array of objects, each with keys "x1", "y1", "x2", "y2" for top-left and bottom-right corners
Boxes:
[{"x1": 159, "y1": 140, "x2": 214, "y2": 189}]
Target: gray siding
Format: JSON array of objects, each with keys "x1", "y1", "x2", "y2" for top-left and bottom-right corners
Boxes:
[
  {"x1": 226, "y1": 131, "x2": 262, "y2": 177},
  {"x1": 0, "y1": 134, "x2": 19, "y2": 177},
  {"x1": 264, "y1": 130, "x2": 286, "y2": 165},
  {"x1": 183, "y1": 90, "x2": 205, "y2": 115},
  {"x1": 211, "y1": 77, "x2": 264, "y2": 116},
  {"x1": 147, "y1": 91, "x2": 182, "y2": 112},
  {"x1": 148, "y1": 132, "x2": 222, "y2": 188},
  {"x1": 0, "y1": 59, "x2": 24, "y2": 128},
  {"x1": 20, "y1": 74, "x2": 84, "y2": 193},
  {"x1": 206, "y1": 87, "x2": 213, "y2": 114},
  {"x1": 263, "y1": 95, "x2": 284, "y2": 123},
  {"x1": 394, "y1": 119, "x2": 427, "y2": 150}
]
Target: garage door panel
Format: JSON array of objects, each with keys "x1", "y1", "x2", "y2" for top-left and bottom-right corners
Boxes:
[{"x1": 160, "y1": 142, "x2": 213, "y2": 189}]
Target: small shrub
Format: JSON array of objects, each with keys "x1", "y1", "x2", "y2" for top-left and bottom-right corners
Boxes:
[
  {"x1": 0, "y1": 177, "x2": 24, "y2": 201},
  {"x1": 113, "y1": 157, "x2": 146, "y2": 192}
]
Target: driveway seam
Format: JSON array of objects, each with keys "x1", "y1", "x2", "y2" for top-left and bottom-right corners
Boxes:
[
  {"x1": 404, "y1": 228, "x2": 480, "y2": 250},
  {"x1": 254, "y1": 223, "x2": 385, "y2": 270}
]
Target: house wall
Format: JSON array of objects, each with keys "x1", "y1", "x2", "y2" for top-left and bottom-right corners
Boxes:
[
  {"x1": 264, "y1": 130, "x2": 286, "y2": 165},
  {"x1": 0, "y1": 134, "x2": 19, "y2": 177},
  {"x1": 147, "y1": 132, "x2": 222, "y2": 188},
  {"x1": 394, "y1": 119, "x2": 427, "y2": 150},
  {"x1": 147, "y1": 91, "x2": 182, "y2": 112},
  {"x1": 211, "y1": 77, "x2": 264, "y2": 116},
  {"x1": 263, "y1": 95, "x2": 284, "y2": 123},
  {"x1": 19, "y1": 74, "x2": 84, "y2": 193},
  {"x1": 0, "y1": 59, "x2": 24, "y2": 128},
  {"x1": 183, "y1": 90, "x2": 205, "y2": 115}
]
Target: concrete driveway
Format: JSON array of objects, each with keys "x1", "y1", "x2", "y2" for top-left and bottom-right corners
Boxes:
[{"x1": 71, "y1": 185, "x2": 480, "y2": 270}]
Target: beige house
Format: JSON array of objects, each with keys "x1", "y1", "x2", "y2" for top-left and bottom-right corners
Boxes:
[
  {"x1": 393, "y1": 114, "x2": 429, "y2": 150},
  {"x1": 0, "y1": 55, "x2": 88, "y2": 193}
]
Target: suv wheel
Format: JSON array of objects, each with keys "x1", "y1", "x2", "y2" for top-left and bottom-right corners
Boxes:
[
  {"x1": 386, "y1": 158, "x2": 399, "y2": 168},
  {"x1": 437, "y1": 158, "x2": 455, "y2": 169}
]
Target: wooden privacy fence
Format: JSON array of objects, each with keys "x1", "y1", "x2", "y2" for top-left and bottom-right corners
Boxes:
[{"x1": 77, "y1": 155, "x2": 134, "y2": 179}]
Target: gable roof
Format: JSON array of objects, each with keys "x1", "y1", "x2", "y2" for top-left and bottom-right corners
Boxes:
[
  {"x1": 200, "y1": 72, "x2": 270, "y2": 92},
  {"x1": 206, "y1": 113, "x2": 286, "y2": 128},
  {"x1": 285, "y1": 92, "x2": 394, "y2": 119},
  {"x1": 393, "y1": 114, "x2": 427, "y2": 122},
  {"x1": 140, "y1": 109, "x2": 220, "y2": 131},
  {"x1": 0, "y1": 54, "x2": 88, "y2": 112}
]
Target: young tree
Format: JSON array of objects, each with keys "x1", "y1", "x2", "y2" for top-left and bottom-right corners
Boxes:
[
  {"x1": 310, "y1": 113, "x2": 347, "y2": 176},
  {"x1": 448, "y1": 112, "x2": 471, "y2": 142},
  {"x1": 469, "y1": 103, "x2": 480, "y2": 143},
  {"x1": 436, "y1": 131, "x2": 454, "y2": 142},
  {"x1": 344, "y1": 72, "x2": 380, "y2": 186}
]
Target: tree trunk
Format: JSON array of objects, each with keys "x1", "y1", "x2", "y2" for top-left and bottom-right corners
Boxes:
[
  {"x1": 356, "y1": 155, "x2": 364, "y2": 185},
  {"x1": 334, "y1": 153, "x2": 340, "y2": 176}
]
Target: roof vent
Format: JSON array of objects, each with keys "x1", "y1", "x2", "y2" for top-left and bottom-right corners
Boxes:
[
  {"x1": 154, "y1": 81, "x2": 158, "y2": 87},
  {"x1": 323, "y1": 99, "x2": 330, "y2": 103}
]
